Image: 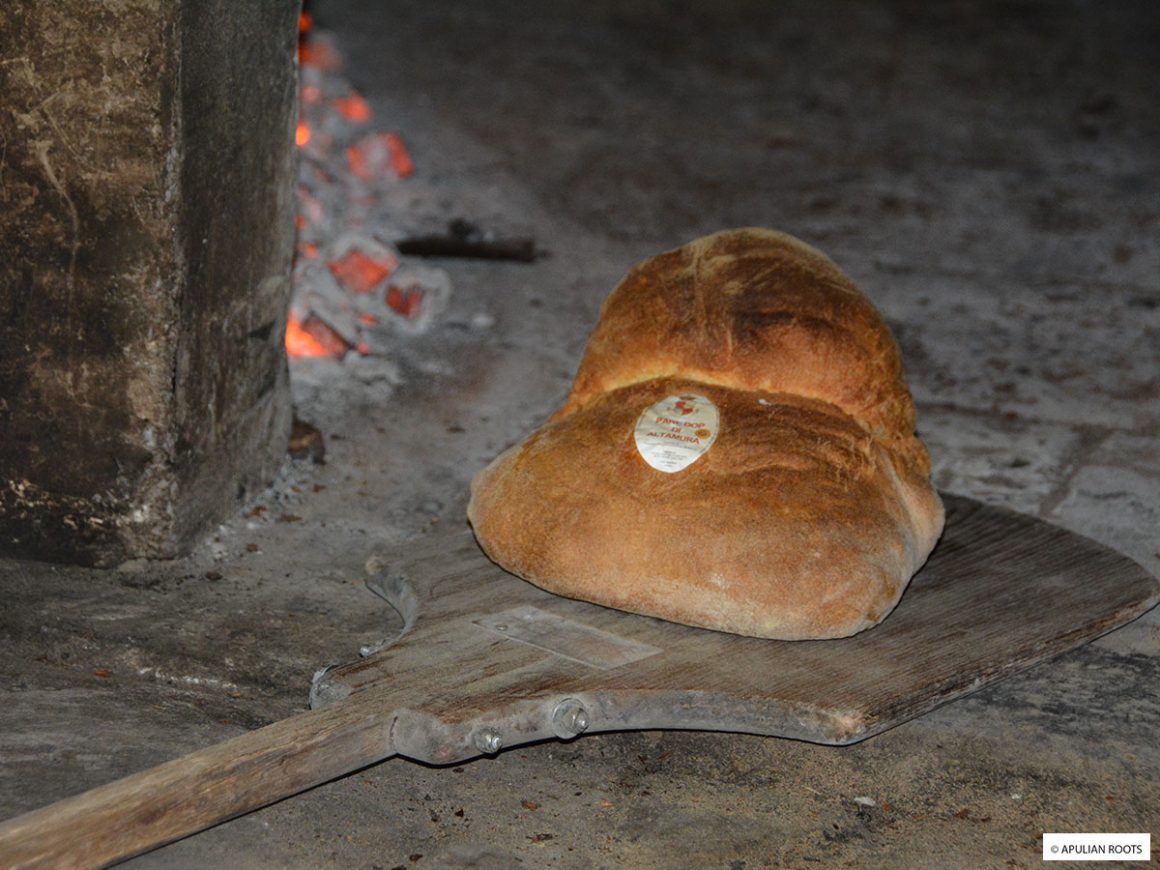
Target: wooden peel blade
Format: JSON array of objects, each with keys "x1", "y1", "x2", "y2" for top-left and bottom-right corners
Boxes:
[{"x1": 1, "y1": 495, "x2": 1157, "y2": 868}]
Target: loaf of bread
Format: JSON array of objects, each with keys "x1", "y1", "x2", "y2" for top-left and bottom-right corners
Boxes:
[{"x1": 468, "y1": 228, "x2": 944, "y2": 639}]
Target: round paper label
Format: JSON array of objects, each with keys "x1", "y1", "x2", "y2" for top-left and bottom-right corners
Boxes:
[{"x1": 633, "y1": 394, "x2": 720, "y2": 473}]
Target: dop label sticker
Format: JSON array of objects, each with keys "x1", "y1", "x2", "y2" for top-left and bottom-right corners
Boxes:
[{"x1": 633, "y1": 394, "x2": 720, "y2": 473}]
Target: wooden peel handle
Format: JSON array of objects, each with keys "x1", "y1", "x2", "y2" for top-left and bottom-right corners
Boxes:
[{"x1": 0, "y1": 700, "x2": 393, "y2": 869}]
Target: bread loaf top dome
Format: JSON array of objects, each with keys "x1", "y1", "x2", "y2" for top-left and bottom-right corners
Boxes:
[{"x1": 554, "y1": 228, "x2": 928, "y2": 476}]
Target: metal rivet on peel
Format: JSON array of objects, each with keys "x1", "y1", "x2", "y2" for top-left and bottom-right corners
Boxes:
[
  {"x1": 551, "y1": 699, "x2": 590, "y2": 739},
  {"x1": 474, "y1": 728, "x2": 503, "y2": 754}
]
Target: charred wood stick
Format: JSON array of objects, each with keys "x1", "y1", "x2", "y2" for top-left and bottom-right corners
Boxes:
[
  {"x1": 396, "y1": 219, "x2": 538, "y2": 262},
  {"x1": 395, "y1": 233, "x2": 538, "y2": 262}
]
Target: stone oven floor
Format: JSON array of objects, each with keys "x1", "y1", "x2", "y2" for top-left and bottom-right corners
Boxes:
[{"x1": 2, "y1": 1, "x2": 1158, "y2": 866}]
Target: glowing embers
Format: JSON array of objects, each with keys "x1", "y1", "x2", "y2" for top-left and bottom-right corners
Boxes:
[
  {"x1": 326, "y1": 236, "x2": 399, "y2": 295},
  {"x1": 347, "y1": 132, "x2": 414, "y2": 181},
  {"x1": 295, "y1": 122, "x2": 311, "y2": 148},
  {"x1": 285, "y1": 314, "x2": 350, "y2": 359},
  {"x1": 287, "y1": 18, "x2": 449, "y2": 360},
  {"x1": 334, "y1": 93, "x2": 372, "y2": 124},
  {"x1": 296, "y1": 12, "x2": 341, "y2": 73}
]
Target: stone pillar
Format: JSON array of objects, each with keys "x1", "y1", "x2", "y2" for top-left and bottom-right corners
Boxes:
[{"x1": 0, "y1": 1, "x2": 300, "y2": 566}]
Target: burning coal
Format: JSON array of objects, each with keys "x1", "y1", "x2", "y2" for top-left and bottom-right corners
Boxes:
[{"x1": 289, "y1": 14, "x2": 450, "y2": 361}]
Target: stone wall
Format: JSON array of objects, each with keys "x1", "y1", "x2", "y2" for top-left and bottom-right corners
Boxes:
[{"x1": 0, "y1": 1, "x2": 300, "y2": 565}]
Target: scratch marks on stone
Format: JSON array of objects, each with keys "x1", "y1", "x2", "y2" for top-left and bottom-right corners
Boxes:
[
  {"x1": 32, "y1": 139, "x2": 81, "y2": 303},
  {"x1": 9, "y1": 53, "x2": 84, "y2": 316}
]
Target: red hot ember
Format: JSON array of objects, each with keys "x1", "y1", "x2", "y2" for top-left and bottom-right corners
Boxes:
[
  {"x1": 334, "y1": 93, "x2": 372, "y2": 124},
  {"x1": 386, "y1": 282, "x2": 423, "y2": 319},
  {"x1": 327, "y1": 246, "x2": 399, "y2": 295},
  {"x1": 347, "y1": 132, "x2": 415, "y2": 182}
]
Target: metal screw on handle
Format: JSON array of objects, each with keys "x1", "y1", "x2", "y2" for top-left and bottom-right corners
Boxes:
[
  {"x1": 473, "y1": 727, "x2": 503, "y2": 754},
  {"x1": 551, "y1": 699, "x2": 590, "y2": 739}
]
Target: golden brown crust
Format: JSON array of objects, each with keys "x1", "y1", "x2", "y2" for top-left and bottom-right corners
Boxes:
[
  {"x1": 554, "y1": 228, "x2": 929, "y2": 476},
  {"x1": 470, "y1": 378, "x2": 944, "y2": 640},
  {"x1": 469, "y1": 228, "x2": 944, "y2": 639}
]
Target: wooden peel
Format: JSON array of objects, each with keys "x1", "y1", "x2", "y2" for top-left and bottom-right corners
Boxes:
[{"x1": 1, "y1": 495, "x2": 1157, "y2": 868}]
